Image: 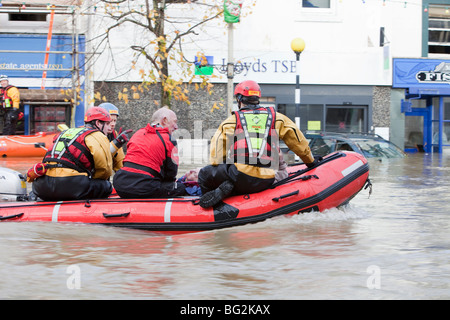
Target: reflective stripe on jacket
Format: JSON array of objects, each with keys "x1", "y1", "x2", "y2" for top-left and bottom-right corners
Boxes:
[{"x1": 231, "y1": 106, "x2": 277, "y2": 167}]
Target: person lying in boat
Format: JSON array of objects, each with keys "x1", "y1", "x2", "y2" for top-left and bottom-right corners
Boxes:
[
  {"x1": 28, "y1": 106, "x2": 114, "y2": 201},
  {"x1": 198, "y1": 80, "x2": 320, "y2": 208},
  {"x1": 113, "y1": 107, "x2": 187, "y2": 198},
  {"x1": 274, "y1": 150, "x2": 289, "y2": 184},
  {"x1": 177, "y1": 168, "x2": 202, "y2": 196},
  {"x1": 98, "y1": 102, "x2": 132, "y2": 172}
]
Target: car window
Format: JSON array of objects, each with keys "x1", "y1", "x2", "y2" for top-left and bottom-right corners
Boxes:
[
  {"x1": 335, "y1": 140, "x2": 354, "y2": 152},
  {"x1": 356, "y1": 140, "x2": 405, "y2": 158},
  {"x1": 309, "y1": 137, "x2": 333, "y2": 156}
]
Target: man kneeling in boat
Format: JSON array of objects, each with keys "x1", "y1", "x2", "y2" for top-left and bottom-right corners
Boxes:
[
  {"x1": 113, "y1": 107, "x2": 187, "y2": 198},
  {"x1": 29, "y1": 106, "x2": 114, "y2": 201},
  {"x1": 198, "y1": 80, "x2": 319, "y2": 209}
]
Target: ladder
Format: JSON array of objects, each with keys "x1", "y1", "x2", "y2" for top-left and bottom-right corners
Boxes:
[{"x1": 41, "y1": 7, "x2": 55, "y2": 89}]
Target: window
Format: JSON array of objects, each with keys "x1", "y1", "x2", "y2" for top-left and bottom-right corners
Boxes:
[
  {"x1": 277, "y1": 104, "x2": 324, "y2": 131},
  {"x1": 8, "y1": 13, "x2": 47, "y2": 22},
  {"x1": 428, "y1": 5, "x2": 450, "y2": 55},
  {"x1": 302, "y1": 0, "x2": 331, "y2": 8},
  {"x1": 325, "y1": 106, "x2": 367, "y2": 133},
  {"x1": 309, "y1": 137, "x2": 332, "y2": 156},
  {"x1": 297, "y1": 0, "x2": 341, "y2": 22}
]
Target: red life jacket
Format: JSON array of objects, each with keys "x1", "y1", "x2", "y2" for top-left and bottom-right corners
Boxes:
[
  {"x1": 0, "y1": 85, "x2": 15, "y2": 109},
  {"x1": 232, "y1": 106, "x2": 278, "y2": 167},
  {"x1": 121, "y1": 124, "x2": 179, "y2": 181},
  {"x1": 43, "y1": 127, "x2": 97, "y2": 176}
]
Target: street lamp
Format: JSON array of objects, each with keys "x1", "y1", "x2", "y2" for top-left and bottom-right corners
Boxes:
[{"x1": 290, "y1": 38, "x2": 305, "y2": 130}]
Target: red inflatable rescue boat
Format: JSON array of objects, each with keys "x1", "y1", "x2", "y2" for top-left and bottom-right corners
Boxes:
[
  {"x1": 0, "y1": 132, "x2": 56, "y2": 157},
  {"x1": 0, "y1": 151, "x2": 370, "y2": 233}
]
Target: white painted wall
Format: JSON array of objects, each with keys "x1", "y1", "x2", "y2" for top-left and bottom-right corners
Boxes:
[{"x1": 0, "y1": 0, "x2": 424, "y2": 87}]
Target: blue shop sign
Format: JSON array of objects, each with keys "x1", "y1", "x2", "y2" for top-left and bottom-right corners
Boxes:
[
  {"x1": 0, "y1": 34, "x2": 84, "y2": 79},
  {"x1": 393, "y1": 58, "x2": 450, "y2": 95}
]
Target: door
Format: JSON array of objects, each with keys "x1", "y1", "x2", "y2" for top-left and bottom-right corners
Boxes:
[{"x1": 405, "y1": 104, "x2": 432, "y2": 153}]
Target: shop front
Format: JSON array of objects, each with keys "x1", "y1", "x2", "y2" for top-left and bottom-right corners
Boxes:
[
  {"x1": 197, "y1": 50, "x2": 376, "y2": 138},
  {"x1": 0, "y1": 33, "x2": 85, "y2": 133},
  {"x1": 393, "y1": 58, "x2": 450, "y2": 153},
  {"x1": 260, "y1": 84, "x2": 373, "y2": 134}
]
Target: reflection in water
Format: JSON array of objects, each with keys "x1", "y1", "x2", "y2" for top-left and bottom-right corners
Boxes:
[{"x1": 0, "y1": 152, "x2": 450, "y2": 299}]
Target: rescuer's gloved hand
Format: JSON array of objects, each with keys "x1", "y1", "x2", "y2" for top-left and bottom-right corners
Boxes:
[
  {"x1": 112, "y1": 127, "x2": 133, "y2": 149},
  {"x1": 305, "y1": 155, "x2": 323, "y2": 168},
  {"x1": 26, "y1": 163, "x2": 47, "y2": 182}
]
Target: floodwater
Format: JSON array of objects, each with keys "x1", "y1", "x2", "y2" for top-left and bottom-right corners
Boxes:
[{"x1": 0, "y1": 152, "x2": 449, "y2": 300}]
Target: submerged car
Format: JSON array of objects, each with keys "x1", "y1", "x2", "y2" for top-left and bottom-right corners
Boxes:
[{"x1": 281, "y1": 132, "x2": 406, "y2": 161}]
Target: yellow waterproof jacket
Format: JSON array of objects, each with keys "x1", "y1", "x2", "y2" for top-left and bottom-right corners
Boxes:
[
  {"x1": 2, "y1": 86, "x2": 20, "y2": 109},
  {"x1": 110, "y1": 138, "x2": 125, "y2": 172},
  {"x1": 210, "y1": 111, "x2": 314, "y2": 179},
  {"x1": 45, "y1": 131, "x2": 113, "y2": 179},
  {"x1": 112, "y1": 147, "x2": 125, "y2": 172}
]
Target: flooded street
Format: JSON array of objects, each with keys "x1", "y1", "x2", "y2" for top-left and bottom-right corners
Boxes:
[{"x1": 0, "y1": 152, "x2": 449, "y2": 300}]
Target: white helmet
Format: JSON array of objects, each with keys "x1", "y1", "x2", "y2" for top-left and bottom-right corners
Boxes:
[
  {"x1": 99, "y1": 102, "x2": 120, "y2": 117},
  {"x1": 0, "y1": 75, "x2": 8, "y2": 82}
]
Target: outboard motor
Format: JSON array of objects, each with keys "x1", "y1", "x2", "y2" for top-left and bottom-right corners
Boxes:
[{"x1": 0, "y1": 167, "x2": 27, "y2": 202}]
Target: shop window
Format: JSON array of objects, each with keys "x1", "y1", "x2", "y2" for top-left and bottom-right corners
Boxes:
[
  {"x1": 428, "y1": 5, "x2": 450, "y2": 55},
  {"x1": 325, "y1": 106, "x2": 367, "y2": 133},
  {"x1": 277, "y1": 104, "x2": 324, "y2": 131},
  {"x1": 31, "y1": 105, "x2": 70, "y2": 134},
  {"x1": 431, "y1": 97, "x2": 450, "y2": 147}
]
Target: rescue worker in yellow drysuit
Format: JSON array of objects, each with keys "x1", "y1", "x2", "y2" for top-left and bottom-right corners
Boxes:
[{"x1": 198, "y1": 80, "x2": 318, "y2": 208}]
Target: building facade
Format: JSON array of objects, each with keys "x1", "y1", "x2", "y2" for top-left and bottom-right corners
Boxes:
[
  {"x1": 0, "y1": 1, "x2": 87, "y2": 131},
  {"x1": 1, "y1": 0, "x2": 450, "y2": 153}
]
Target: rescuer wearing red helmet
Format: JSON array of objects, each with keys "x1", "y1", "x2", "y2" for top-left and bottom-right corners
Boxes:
[
  {"x1": 29, "y1": 106, "x2": 114, "y2": 201},
  {"x1": 198, "y1": 80, "x2": 317, "y2": 208}
]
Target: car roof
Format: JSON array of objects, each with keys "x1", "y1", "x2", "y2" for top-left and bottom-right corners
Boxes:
[
  {"x1": 305, "y1": 131, "x2": 394, "y2": 142},
  {"x1": 305, "y1": 131, "x2": 385, "y2": 139}
]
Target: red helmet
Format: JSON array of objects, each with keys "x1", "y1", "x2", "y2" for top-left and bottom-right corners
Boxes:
[
  {"x1": 234, "y1": 80, "x2": 261, "y2": 98},
  {"x1": 84, "y1": 106, "x2": 111, "y2": 123}
]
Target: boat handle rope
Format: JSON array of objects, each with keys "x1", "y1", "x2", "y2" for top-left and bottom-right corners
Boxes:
[
  {"x1": 0, "y1": 212, "x2": 24, "y2": 221},
  {"x1": 0, "y1": 197, "x2": 199, "y2": 210},
  {"x1": 271, "y1": 152, "x2": 344, "y2": 189},
  {"x1": 4, "y1": 137, "x2": 48, "y2": 151},
  {"x1": 102, "y1": 212, "x2": 130, "y2": 218},
  {"x1": 289, "y1": 174, "x2": 319, "y2": 183},
  {"x1": 272, "y1": 190, "x2": 299, "y2": 202}
]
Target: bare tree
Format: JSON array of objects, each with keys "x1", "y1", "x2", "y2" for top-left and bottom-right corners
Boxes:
[{"x1": 89, "y1": 0, "x2": 224, "y2": 107}]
